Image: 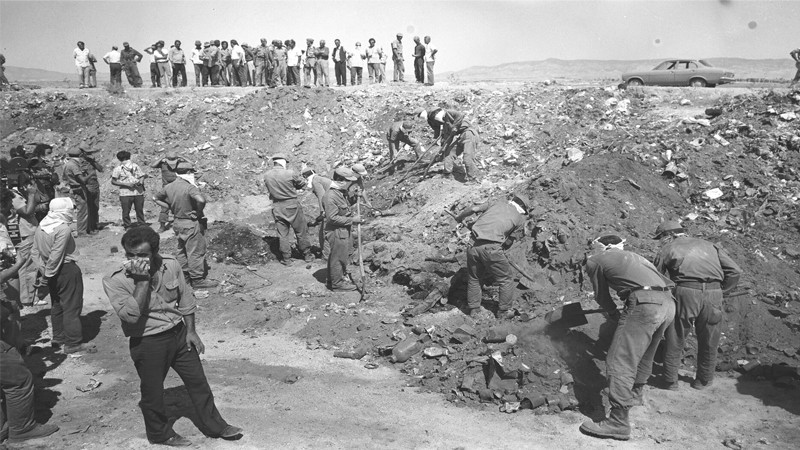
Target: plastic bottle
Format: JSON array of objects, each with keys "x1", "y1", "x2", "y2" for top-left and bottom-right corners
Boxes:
[{"x1": 391, "y1": 337, "x2": 423, "y2": 363}]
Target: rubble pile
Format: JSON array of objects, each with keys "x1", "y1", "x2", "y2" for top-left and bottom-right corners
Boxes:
[{"x1": 4, "y1": 83, "x2": 800, "y2": 413}]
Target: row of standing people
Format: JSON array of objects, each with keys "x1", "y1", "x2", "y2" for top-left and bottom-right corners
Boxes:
[{"x1": 79, "y1": 33, "x2": 439, "y2": 89}]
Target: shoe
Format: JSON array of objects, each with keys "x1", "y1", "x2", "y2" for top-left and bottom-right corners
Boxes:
[
  {"x1": 7, "y1": 423, "x2": 59, "y2": 443},
  {"x1": 691, "y1": 379, "x2": 713, "y2": 390},
  {"x1": 579, "y1": 407, "x2": 630, "y2": 440},
  {"x1": 219, "y1": 425, "x2": 243, "y2": 440},
  {"x1": 330, "y1": 283, "x2": 358, "y2": 292},
  {"x1": 658, "y1": 380, "x2": 679, "y2": 391},
  {"x1": 280, "y1": 259, "x2": 293, "y2": 267},
  {"x1": 150, "y1": 434, "x2": 192, "y2": 447},
  {"x1": 304, "y1": 254, "x2": 315, "y2": 263},
  {"x1": 64, "y1": 343, "x2": 97, "y2": 354},
  {"x1": 191, "y1": 278, "x2": 219, "y2": 289},
  {"x1": 496, "y1": 309, "x2": 516, "y2": 320}
]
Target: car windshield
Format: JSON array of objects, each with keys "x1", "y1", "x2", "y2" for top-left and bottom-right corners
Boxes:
[{"x1": 653, "y1": 61, "x2": 673, "y2": 70}]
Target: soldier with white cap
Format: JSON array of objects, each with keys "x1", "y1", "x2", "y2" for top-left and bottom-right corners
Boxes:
[{"x1": 263, "y1": 153, "x2": 313, "y2": 266}]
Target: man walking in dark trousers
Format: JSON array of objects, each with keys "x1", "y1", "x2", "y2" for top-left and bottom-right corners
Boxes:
[
  {"x1": 264, "y1": 154, "x2": 313, "y2": 265},
  {"x1": 653, "y1": 220, "x2": 741, "y2": 390},
  {"x1": 332, "y1": 39, "x2": 347, "y2": 86},
  {"x1": 103, "y1": 226, "x2": 242, "y2": 447},
  {"x1": 579, "y1": 235, "x2": 675, "y2": 441},
  {"x1": 413, "y1": 36, "x2": 425, "y2": 83}
]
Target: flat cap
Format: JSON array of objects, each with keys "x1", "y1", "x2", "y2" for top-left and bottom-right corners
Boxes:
[
  {"x1": 175, "y1": 161, "x2": 195, "y2": 172},
  {"x1": 203, "y1": 41, "x2": 210, "y2": 47},
  {"x1": 512, "y1": 194, "x2": 531, "y2": 212},
  {"x1": 334, "y1": 166, "x2": 357, "y2": 181},
  {"x1": 195, "y1": 40, "x2": 202, "y2": 46},
  {"x1": 272, "y1": 153, "x2": 288, "y2": 161},
  {"x1": 67, "y1": 147, "x2": 81, "y2": 156},
  {"x1": 351, "y1": 163, "x2": 367, "y2": 176},
  {"x1": 653, "y1": 220, "x2": 684, "y2": 238}
]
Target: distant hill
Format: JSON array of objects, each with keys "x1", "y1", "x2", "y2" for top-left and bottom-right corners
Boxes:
[
  {"x1": 443, "y1": 58, "x2": 794, "y2": 82},
  {"x1": 4, "y1": 66, "x2": 75, "y2": 82}
]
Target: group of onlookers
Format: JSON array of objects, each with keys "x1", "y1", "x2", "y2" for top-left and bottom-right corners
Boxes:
[{"x1": 76, "y1": 33, "x2": 439, "y2": 89}]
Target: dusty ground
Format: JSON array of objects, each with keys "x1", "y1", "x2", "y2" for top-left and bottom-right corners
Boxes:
[{"x1": 3, "y1": 82, "x2": 800, "y2": 449}]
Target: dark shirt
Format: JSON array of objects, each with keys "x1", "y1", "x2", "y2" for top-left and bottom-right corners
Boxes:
[
  {"x1": 386, "y1": 121, "x2": 414, "y2": 144},
  {"x1": 153, "y1": 178, "x2": 201, "y2": 226},
  {"x1": 80, "y1": 157, "x2": 101, "y2": 192},
  {"x1": 470, "y1": 201, "x2": 526, "y2": 244},
  {"x1": 120, "y1": 47, "x2": 143, "y2": 64},
  {"x1": 264, "y1": 166, "x2": 305, "y2": 201},
  {"x1": 653, "y1": 236, "x2": 741, "y2": 294},
  {"x1": 414, "y1": 43, "x2": 426, "y2": 59},
  {"x1": 585, "y1": 249, "x2": 674, "y2": 311},
  {"x1": 323, "y1": 187, "x2": 354, "y2": 230},
  {"x1": 62, "y1": 158, "x2": 86, "y2": 188},
  {"x1": 426, "y1": 109, "x2": 468, "y2": 141},
  {"x1": 154, "y1": 159, "x2": 180, "y2": 184}
]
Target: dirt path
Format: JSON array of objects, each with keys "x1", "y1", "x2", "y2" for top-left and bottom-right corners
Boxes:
[{"x1": 8, "y1": 204, "x2": 799, "y2": 450}]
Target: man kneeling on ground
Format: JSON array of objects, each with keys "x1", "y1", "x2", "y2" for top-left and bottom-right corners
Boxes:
[{"x1": 103, "y1": 226, "x2": 241, "y2": 446}]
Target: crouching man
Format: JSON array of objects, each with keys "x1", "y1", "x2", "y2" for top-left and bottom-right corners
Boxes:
[
  {"x1": 103, "y1": 226, "x2": 241, "y2": 446},
  {"x1": 579, "y1": 234, "x2": 675, "y2": 441}
]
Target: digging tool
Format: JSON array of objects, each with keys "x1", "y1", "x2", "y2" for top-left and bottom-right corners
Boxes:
[
  {"x1": 420, "y1": 134, "x2": 456, "y2": 180},
  {"x1": 377, "y1": 139, "x2": 435, "y2": 176},
  {"x1": 544, "y1": 302, "x2": 616, "y2": 328},
  {"x1": 356, "y1": 197, "x2": 367, "y2": 302}
]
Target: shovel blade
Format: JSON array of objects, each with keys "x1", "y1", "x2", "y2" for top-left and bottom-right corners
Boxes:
[{"x1": 545, "y1": 302, "x2": 589, "y2": 328}]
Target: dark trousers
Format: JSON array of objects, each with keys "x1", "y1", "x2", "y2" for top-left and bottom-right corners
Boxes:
[
  {"x1": 70, "y1": 189, "x2": 87, "y2": 235},
  {"x1": 232, "y1": 63, "x2": 247, "y2": 87},
  {"x1": 173, "y1": 220, "x2": 207, "y2": 280},
  {"x1": 86, "y1": 188, "x2": 100, "y2": 233},
  {"x1": 272, "y1": 200, "x2": 311, "y2": 260},
  {"x1": 149, "y1": 62, "x2": 160, "y2": 87},
  {"x1": 109, "y1": 63, "x2": 123, "y2": 86},
  {"x1": 443, "y1": 129, "x2": 481, "y2": 179},
  {"x1": 334, "y1": 61, "x2": 347, "y2": 86},
  {"x1": 159, "y1": 203, "x2": 172, "y2": 225},
  {"x1": 120, "y1": 195, "x2": 145, "y2": 227},
  {"x1": 0, "y1": 342, "x2": 36, "y2": 439},
  {"x1": 414, "y1": 58, "x2": 424, "y2": 82},
  {"x1": 350, "y1": 67, "x2": 362, "y2": 85},
  {"x1": 129, "y1": 323, "x2": 228, "y2": 443},
  {"x1": 194, "y1": 63, "x2": 203, "y2": 86},
  {"x1": 326, "y1": 227, "x2": 352, "y2": 288},
  {"x1": 663, "y1": 286, "x2": 723, "y2": 384},
  {"x1": 607, "y1": 291, "x2": 674, "y2": 409},
  {"x1": 287, "y1": 66, "x2": 300, "y2": 85},
  {"x1": 122, "y1": 62, "x2": 143, "y2": 87},
  {"x1": 466, "y1": 242, "x2": 515, "y2": 311},
  {"x1": 171, "y1": 63, "x2": 187, "y2": 87},
  {"x1": 49, "y1": 262, "x2": 84, "y2": 346}
]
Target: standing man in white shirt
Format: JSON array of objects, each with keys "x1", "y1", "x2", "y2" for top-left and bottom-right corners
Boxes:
[
  {"x1": 229, "y1": 39, "x2": 247, "y2": 87},
  {"x1": 168, "y1": 40, "x2": 187, "y2": 87},
  {"x1": 391, "y1": 33, "x2": 404, "y2": 82},
  {"x1": 424, "y1": 36, "x2": 438, "y2": 86},
  {"x1": 103, "y1": 46, "x2": 123, "y2": 87},
  {"x1": 366, "y1": 38, "x2": 383, "y2": 84},
  {"x1": 285, "y1": 40, "x2": 301, "y2": 86},
  {"x1": 347, "y1": 42, "x2": 366, "y2": 85},
  {"x1": 73, "y1": 41, "x2": 91, "y2": 89},
  {"x1": 190, "y1": 40, "x2": 204, "y2": 87}
]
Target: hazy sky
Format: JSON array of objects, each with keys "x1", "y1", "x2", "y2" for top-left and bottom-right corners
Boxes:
[{"x1": 1, "y1": 0, "x2": 797, "y2": 75}]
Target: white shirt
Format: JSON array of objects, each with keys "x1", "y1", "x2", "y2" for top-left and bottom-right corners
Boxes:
[
  {"x1": 231, "y1": 44, "x2": 245, "y2": 62},
  {"x1": 74, "y1": 47, "x2": 91, "y2": 67},
  {"x1": 104, "y1": 50, "x2": 121, "y2": 64},
  {"x1": 348, "y1": 47, "x2": 366, "y2": 68},
  {"x1": 190, "y1": 47, "x2": 203, "y2": 65},
  {"x1": 286, "y1": 48, "x2": 301, "y2": 67},
  {"x1": 366, "y1": 46, "x2": 382, "y2": 64},
  {"x1": 424, "y1": 43, "x2": 437, "y2": 63}
]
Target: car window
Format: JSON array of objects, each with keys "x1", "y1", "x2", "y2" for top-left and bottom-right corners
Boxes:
[
  {"x1": 699, "y1": 60, "x2": 713, "y2": 67},
  {"x1": 687, "y1": 62, "x2": 699, "y2": 69},
  {"x1": 654, "y1": 62, "x2": 671, "y2": 70}
]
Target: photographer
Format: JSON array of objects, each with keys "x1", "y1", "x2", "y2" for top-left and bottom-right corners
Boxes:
[{"x1": 111, "y1": 151, "x2": 146, "y2": 229}]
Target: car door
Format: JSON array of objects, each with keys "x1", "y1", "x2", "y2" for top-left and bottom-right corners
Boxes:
[
  {"x1": 672, "y1": 61, "x2": 694, "y2": 86},
  {"x1": 648, "y1": 61, "x2": 675, "y2": 85}
]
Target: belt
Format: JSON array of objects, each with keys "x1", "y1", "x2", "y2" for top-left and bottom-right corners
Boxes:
[
  {"x1": 631, "y1": 286, "x2": 671, "y2": 292},
  {"x1": 677, "y1": 281, "x2": 721, "y2": 291},
  {"x1": 471, "y1": 238, "x2": 502, "y2": 247}
]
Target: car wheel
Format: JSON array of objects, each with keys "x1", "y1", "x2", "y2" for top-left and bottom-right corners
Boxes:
[
  {"x1": 626, "y1": 79, "x2": 643, "y2": 87},
  {"x1": 689, "y1": 78, "x2": 707, "y2": 88}
]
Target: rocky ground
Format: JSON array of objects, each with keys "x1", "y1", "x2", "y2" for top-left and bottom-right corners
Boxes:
[{"x1": 1, "y1": 81, "x2": 800, "y2": 449}]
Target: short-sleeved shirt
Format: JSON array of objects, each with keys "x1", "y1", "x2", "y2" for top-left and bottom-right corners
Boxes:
[
  {"x1": 424, "y1": 43, "x2": 437, "y2": 63},
  {"x1": 111, "y1": 161, "x2": 145, "y2": 196},
  {"x1": 154, "y1": 177, "x2": 201, "y2": 225},
  {"x1": 168, "y1": 47, "x2": 185, "y2": 64},
  {"x1": 414, "y1": 43, "x2": 426, "y2": 59},
  {"x1": 190, "y1": 47, "x2": 203, "y2": 65},
  {"x1": 103, "y1": 255, "x2": 196, "y2": 338},
  {"x1": 79, "y1": 157, "x2": 101, "y2": 192},
  {"x1": 154, "y1": 159, "x2": 180, "y2": 184},
  {"x1": 391, "y1": 40, "x2": 403, "y2": 60},
  {"x1": 74, "y1": 48, "x2": 91, "y2": 67},
  {"x1": 62, "y1": 158, "x2": 87, "y2": 188},
  {"x1": 120, "y1": 47, "x2": 142, "y2": 64},
  {"x1": 366, "y1": 46, "x2": 382, "y2": 64},
  {"x1": 11, "y1": 190, "x2": 38, "y2": 237},
  {"x1": 104, "y1": 50, "x2": 121, "y2": 64}
]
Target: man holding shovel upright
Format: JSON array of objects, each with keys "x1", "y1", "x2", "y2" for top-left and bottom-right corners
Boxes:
[
  {"x1": 652, "y1": 220, "x2": 741, "y2": 391},
  {"x1": 322, "y1": 167, "x2": 361, "y2": 292},
  {"x1": 453, "y1": 193, "x2": 530, "y2": 321},
  {"x1": 579, "y1": 235, "x2": 675, "y2": 441}
]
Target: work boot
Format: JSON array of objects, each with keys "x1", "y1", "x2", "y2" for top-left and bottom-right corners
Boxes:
[
  {"x1": 579, "y1": 407, "x2": 631, "y2": 440},
  {"x1": 191, "y1": 278, "x2": 219, "y2": 289},
  {"x1": 657, "y1": 379, "x2": 679, "y2": 391},
  {"x1": 691, "y1": 378, "x2": 713, "y2": 390},
  {"x1": 8, "y1": 423, "x2": 59, "y2": 443},
  {"x1": 280, "y1": 259, "x2": 293, "y2": 267},
  {"x1": 219, "y1": 425, "x2": 243, "y2": 440},
  {"x1": 150, "y1": 434, "x2": 192, "y2": 447},
  {"x1": 469, "y1": 307, "x2": 494, "y2": 322},
  {"x1": 304, "y1": 253, "x2": 315, "y2": 263}
]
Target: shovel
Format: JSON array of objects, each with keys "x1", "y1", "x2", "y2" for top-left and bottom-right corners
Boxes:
[{"x1": 544, "y1": 303, "x2": 614, "y2": 328}]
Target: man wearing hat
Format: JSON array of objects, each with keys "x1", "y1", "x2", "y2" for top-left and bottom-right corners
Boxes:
[
  {"x1": 120, "y1": 42, "x2": 144, "y2": 87},
  {"x1": 351, "y1": 163, "x2": 373, "y2": 209},
  {"x1": 579, "y1": 234, "x2": 675, "y2": 441},
  {"x1": 111, "y1": 150, "x2": 146, "y2": 229},
  {"x1": 190, "y1": 40, "x2": 204, "y2": 87},
  {"x1": 303, "y1": 168, "x2": 333, "y2": 259},
  {"x1": 391, "y1": 33, "x2": 404, "y2": 82},
  {"x1": 61, "y1": 147, "x2": 90, "y2": 235},
  {"x1": 386, "y1": 120, "x2": 422, "y2": 164},
  {"x1": 153, "y1": 161, "x2": 218, "y2": 289},
  {"x1": 322, "y1": 167, "x2": 362, "y2": 291},
  {"x1": 453, "y1": 193, "x2": 530, "y2": 320},
  {"x1": 78, "y1": 145, "x2": 104, "y2": 235},
  {"x1": 416, "y1": 107, "x2": 480, "y2": 182},
  {"x1": 201, "y1": 41, "x2": 219, "y2": 86},
  {"x1": 254, "y1": 39, "x2": 271, "y2": 87},
  {"x1": 652, "y1": 220, "x2": 741, "y2": 391},
  {"x1": 304, "y1": 39, "x2": 318, "y2": 87},
  {"x1": 151, "y1": 151, "x2": 185, "y2": 231},
  {"x1": 264, "y1": 154, "x2": 313, "y2": 266}
]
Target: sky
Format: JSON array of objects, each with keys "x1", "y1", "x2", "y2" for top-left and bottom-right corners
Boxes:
[{"x1": 1, "y1": 0, "x2": 798, "y2": 75}]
